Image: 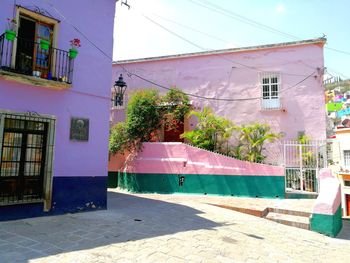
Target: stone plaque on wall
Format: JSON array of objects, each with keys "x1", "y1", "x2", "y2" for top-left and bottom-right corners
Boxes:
[{"x1": 70, "y1": 118, "x2": 89, "y2": 141}]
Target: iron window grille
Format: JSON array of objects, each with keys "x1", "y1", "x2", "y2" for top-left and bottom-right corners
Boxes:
[{"x1": 0, "y1": 111, "x2": 55, "y2": 209}]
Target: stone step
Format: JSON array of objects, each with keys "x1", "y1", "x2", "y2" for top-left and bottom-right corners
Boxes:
[
  {"x1": 213, "y1": 204, "x2": 268, "y2": 218},
  {"x1": 265, "y1": 212, "x2": 310, "y2": 230},
  {"x1": 268, "y1": 207, "x2": 312, "y2": 218}
]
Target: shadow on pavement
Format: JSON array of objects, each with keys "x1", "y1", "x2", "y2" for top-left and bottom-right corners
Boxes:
[
  {"x1": 0, "y1": 191, "x2": 223, "y2": 262},
  {"x1": 336, "y1": 219, "x2": 350, "y2": 240}
]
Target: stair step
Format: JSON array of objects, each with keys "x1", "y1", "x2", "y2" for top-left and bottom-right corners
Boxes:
[
  {"x1": 268, "y1": 207, "x2": 311, "y2": 218},
  {"x1": 213, "y1": 204, "x2": 268, "y2": 217},
  {"x1": 265, "y1": 212, "x2": 310, "y2": 230}
]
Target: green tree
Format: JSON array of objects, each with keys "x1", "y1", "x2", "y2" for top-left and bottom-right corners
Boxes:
[
  {"x1": 234, "y1": 123, "x2": 283, "y2": 163},
  {"x1": 181, "y1": 107, "x2": 234, "y2": 152},
  {"x1": 126, "y1": 89, "x2": 162, "y2": 143},
  {"x1": 109, "y1": 88, "x2": 190, "y2": 155},
  {"x1": 109, "y1": 122, "x2": 129, "y2": 155},
  {"x1": 161, "y1": 87, "x2": 191, "y2": 130}
]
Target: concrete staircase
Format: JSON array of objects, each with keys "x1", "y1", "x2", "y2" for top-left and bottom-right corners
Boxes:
[
  {"x1": 265, "y1": 208, "x2": 311, "y2": 230},
  {"x1": 212, "y1": 204, "x2": 312, "y2": 230}
]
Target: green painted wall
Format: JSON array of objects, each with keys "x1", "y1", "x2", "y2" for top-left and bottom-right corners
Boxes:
[
  {"x1": 326, "y1": 102, "x2": 343, "y2": 112},
  {"x1": 310, "y1": 205, "x2": 343, "y2": 237},
  {"x1": 118, "y1": 172, "x2": 285, "y2": 198},
  {"x1": 108, "y1": 172, "x2": 118, "y2": 188}
]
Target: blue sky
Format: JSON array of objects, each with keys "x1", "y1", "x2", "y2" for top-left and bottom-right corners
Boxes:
[{"x1": 113, "y1": 0, "x2": 350, "y2": 79}]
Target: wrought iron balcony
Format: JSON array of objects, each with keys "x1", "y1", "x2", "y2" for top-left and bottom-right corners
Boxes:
[{"x1": 0, "y1": 33, "x2": 74, "y2": 85}]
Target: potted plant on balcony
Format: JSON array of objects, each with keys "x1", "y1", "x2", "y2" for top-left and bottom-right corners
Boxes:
[
  {"x1": 40, "y1": 39, "x2": 50, "y2": 51},
  {"x1": 69, "y1": 38, "x2": 81, "y2": 59},
  {"x1": 5, "y1": 18, "x2": 17, "y2": 41}
]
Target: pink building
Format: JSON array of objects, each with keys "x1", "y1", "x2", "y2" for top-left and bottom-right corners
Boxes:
[{"x1": 111, "y1": 38, "x2": 327, "y2": 154}]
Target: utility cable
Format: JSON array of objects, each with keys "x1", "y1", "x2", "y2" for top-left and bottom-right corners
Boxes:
[
  {"x1": 188, "y1": 0, "x2": 350, "y2": 57},
  {"x1": 141, "y1": 14, "x2": 314, "y2": 77},
  {"x1": 45, "y1": 0, "x2": 318, "y2": 103}
]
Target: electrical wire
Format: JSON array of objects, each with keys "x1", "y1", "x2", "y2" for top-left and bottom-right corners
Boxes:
[
  {"x1": 188, "y1": 0, "x2": 350, "y2": 57},
  {"x1": 44, "y1": 0, "x2": 319, "y2": 102},
  {"x1": 150, "y1": 13, "x2": 232, "y2": 45},
  {"x1": 124, "y1": 70, "x2": 317, "y2": 102},
  {"x1": 188, "y1": 0, "x2": 300, "y2": 41},
  {"x1": 141, "y1": 14, "x2": 315, "y2": 77}
]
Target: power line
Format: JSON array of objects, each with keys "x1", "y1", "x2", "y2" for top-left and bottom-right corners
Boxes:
[
  {"x1": 188, "y1": 0, "x2": 350, "y2": 58},
  {"x1": 326, "y1": 66, "x2": 350, "y2": 80},
  {"x1": 45, "y1": 0, "x2": 318, "y2": 102},
  {"x1": 188, "y1": 0, "x2": 299, "y2": 41},
  {"x1": 123, "y1": 69, "x2": 317, "y2": 102},
  {"x1": 44, "y1": 0, "x2": 113, "y2": 62},
  {"x1": 151, "y1": 13, "x2": 232, "y2": 45},
  {"x1": 114, "y1": 2, "x2": 318, "y2": 77},
  {"x1": 141, "y1": 14, "x2": 314, "y2": 77}
]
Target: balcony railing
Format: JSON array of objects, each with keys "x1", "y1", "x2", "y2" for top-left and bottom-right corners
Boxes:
[{"x1": 0, "y1": 33, "x2": 73, "y2": 85}]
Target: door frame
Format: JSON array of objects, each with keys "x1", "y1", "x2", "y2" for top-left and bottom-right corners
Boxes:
[
  {"x1": 11, "y1": 6, "x2": 59, "y2": 74},
  {"x1": 0, "y1": 110, "x2": 56, "y2": 211}
]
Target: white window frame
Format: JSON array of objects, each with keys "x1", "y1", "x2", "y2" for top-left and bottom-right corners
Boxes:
[
  {"x1": 259, "y1": 72, "x2": 281, "y2": 110},
  {"x1": 344, "y1": 150, "x2": 350, "y2": 168}
]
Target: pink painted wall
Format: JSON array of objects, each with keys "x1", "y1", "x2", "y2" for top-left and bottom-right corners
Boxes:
[
  {"x1": 111, "y1": 39, "x2": 326, "y2": 146},
  {"x1": 108, "y1": 152, "x2": 127, "y2": 172},
  {"x1": 312, "y1": 168, "x2": 341, "y2": 215},
  {"x1": 126, "y1": 142, "x2": 284, "y2": 176}
]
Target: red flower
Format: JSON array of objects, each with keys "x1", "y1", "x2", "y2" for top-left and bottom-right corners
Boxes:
[{"x1": 70, "y1": 38, "x2": 81, "y2": 48}]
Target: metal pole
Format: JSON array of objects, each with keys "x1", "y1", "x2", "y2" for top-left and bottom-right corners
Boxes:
[{"x1": 299, "y1": 143, "x2": 303, "y2": 191}]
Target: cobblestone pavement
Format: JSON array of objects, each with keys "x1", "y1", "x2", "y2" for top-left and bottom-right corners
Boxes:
[{"x1": 0, "y1": 191, "x2": 349, "y2": 263}]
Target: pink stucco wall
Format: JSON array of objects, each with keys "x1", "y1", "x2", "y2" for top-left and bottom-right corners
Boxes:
[
  {"x1": 312, "y1": 168, "x2": 341, "y2": 215},
  {"x1": 1, "y1": 0, "x2": 116, "y2": 178},
  {"x1": 111, "y1": 39, "x2": 326, "y2": 146},
  {"x1": 126, "y1": 142, "x2": 284, "y2": 176}
]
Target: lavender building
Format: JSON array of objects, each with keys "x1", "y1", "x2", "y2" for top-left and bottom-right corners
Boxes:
[{"x1": 0, "y1": 0, "x2": 116, "y2": 220}]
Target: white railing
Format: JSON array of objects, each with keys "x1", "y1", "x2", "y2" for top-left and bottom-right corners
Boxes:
[
  {"x1": 261, "y1": 98, "x2": 282, "y2": 110},
  {"x1": 283, "y1": 140, "x2": 327, "y2": 193}
]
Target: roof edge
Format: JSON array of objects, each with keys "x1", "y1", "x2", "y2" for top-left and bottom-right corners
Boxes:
[{"x1": 114, "y1": 37, "x2": 326, "y2": 64}]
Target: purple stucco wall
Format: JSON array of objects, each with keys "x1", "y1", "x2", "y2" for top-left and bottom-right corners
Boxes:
[
  {"x1": 111, "y1": 40, "x2": 326, "y2": 144},
  {"x1": 0, "y1": 0, "x2": 115, "y2": 178}
]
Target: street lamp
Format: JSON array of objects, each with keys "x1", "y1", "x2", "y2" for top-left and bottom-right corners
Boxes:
[{"x1": 113, "y1": 74, "x2": 127, "y2": 106}]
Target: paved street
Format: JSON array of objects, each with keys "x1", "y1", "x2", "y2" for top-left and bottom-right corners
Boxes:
[{"x1": 0, "y1": 191, "x2": 349, "y2": 263}]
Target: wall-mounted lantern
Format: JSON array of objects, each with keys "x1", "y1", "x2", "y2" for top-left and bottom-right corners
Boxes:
[{"x1": 113, "y1": 74, "x2": 127, "y2": 106}]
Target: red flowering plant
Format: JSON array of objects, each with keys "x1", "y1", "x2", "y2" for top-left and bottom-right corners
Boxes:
[
  {"x1": 69, "y1": 38, "x2": 81, "y2": 59},
  {"x1": 70, "y1": 38, "x2": 81, "y2": 49}
]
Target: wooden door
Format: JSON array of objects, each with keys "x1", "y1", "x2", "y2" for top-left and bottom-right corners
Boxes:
[
  {"x1": 164, "y1": 121, "x2": 184, "y2": 142},
  {"x1": 0, "y1": 118, "x2": 48, "y2": 204},
  {"x1": 347, "y1": 195, "x2": 350, "y2": 216},
  {"x1": 33, "y1": 22, "x2": 54, "y2": 78}
]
